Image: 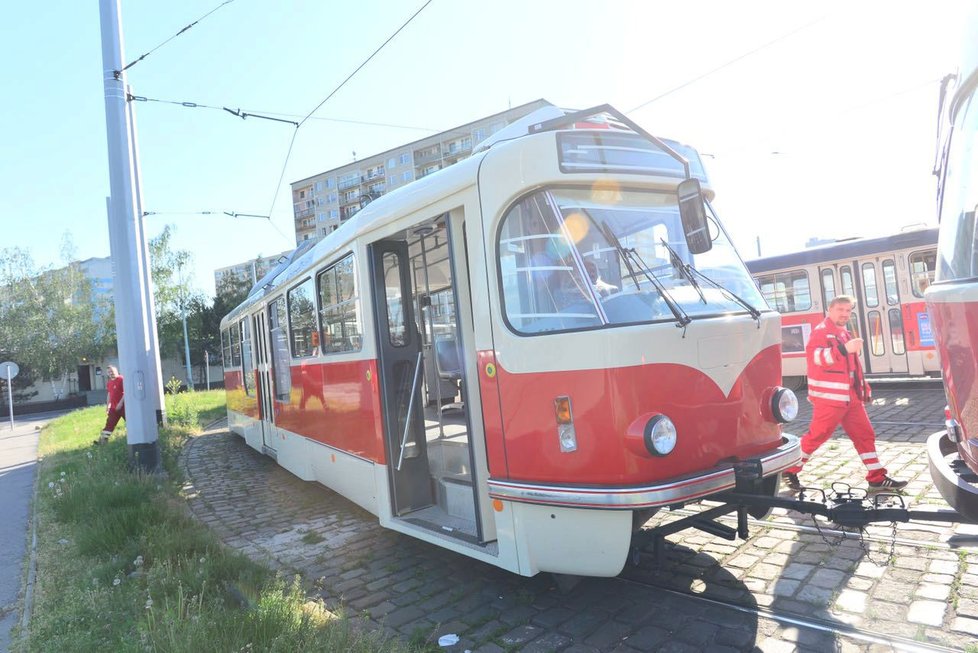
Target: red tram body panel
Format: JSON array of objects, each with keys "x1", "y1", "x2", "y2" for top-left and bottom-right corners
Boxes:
[{"x1": 925, "y1": 13, "x2": 978, "y2": 522}]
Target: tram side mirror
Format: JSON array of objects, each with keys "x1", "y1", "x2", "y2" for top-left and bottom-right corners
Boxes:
[{"x1": 677, "y1": 178, "x2": 713, "y2": 255}]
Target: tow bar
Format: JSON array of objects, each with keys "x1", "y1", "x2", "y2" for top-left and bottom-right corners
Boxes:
[{"x1": 632, "y1": 460, "x2": 978, "y2": 566}]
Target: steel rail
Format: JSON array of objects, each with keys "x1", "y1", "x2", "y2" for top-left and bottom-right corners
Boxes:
[{"x1": 616, "y1": 575, "x2": 962, "y2": 653}]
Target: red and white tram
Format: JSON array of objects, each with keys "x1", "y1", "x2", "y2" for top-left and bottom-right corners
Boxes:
[
  {"x1": 220, "y1": 105, "x2": 801, "y2": 577},
  {"x1": 746, "y1": 229, "x2": 940, "y2": 388},
  {"x1": 926, "y1": 20, "x2": 978, "y2": 521}
]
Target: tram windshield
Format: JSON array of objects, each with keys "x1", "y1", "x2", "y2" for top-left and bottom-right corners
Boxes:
[
  {"x1": 937, "y1": 86, "x2": 978, "y2": 282},
  {"x1": 499, "y1": 187, "x2": 764, "y2": 334}
]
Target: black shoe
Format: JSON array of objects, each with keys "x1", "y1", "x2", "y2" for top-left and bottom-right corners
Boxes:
[
  {"x1": 783, "y1": 472, "x2": 802, "y2": 492},
  {"x1": 868, "y1": 476, "x2": 908, "y2": 492}
]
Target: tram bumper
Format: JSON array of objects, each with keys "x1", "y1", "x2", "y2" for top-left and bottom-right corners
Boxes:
[
  {"x1": 487, "y1": 433, "x2": 800, "y2": 510},
  {"x1": 927, "y1": 429, "x2": 978, "y2": 523}
]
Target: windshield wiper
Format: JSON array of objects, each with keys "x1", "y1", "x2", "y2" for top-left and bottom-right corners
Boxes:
[
  {"x1": 599, "y1": 222, "x2": 691, "y2": 329},
  {"x1": 659, "y1": 237, "x2": 706, "y2": 305},
  {"x1": 658, "y1": 239, "x2": 762, "y2": 325}
]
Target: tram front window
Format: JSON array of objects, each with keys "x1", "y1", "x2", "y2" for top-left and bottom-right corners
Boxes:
[
  {"x1": 937, "y1": 88, "x2": 978, "y2": 282},
  {"x1": 499, "y1": 188, "x2": 764, "y2": 334}
]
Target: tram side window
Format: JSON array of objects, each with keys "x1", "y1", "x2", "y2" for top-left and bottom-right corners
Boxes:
[
  {"x1": 230, "y1": 323, "x2": 241, "y2": 367},
  {"x1": 881, "y1": 260, "x2": 899, "y2": 305},
  {"x1": 268, "y1": 297, "x2": 292, "y2": 401},
  {"x1": 756, "y1": 271, "x2": 811, "y2": 313},
  {"x1": 821, "y1": 269, "x2": 836, "y2": 307},
  {"x1": 909, "y1": 250, "x2": 936, "y2": 297},
  {"x1": 383, "y1": 253, "x2": 408, "y2": 347},
  {"x1": 221, "y1": 329, "x2": 231, "y2": 368},
  {"x1": 861, "y1": 264, "x2": 880, "y2": 308},
  {"x1": 317, "y1": 253, "x2": 361, "y2": 353},
  {"x1": 288, "y1": 278, "x2": 318, "y2": 358},
  {"x1": 240, "y1": 318, "x2": 255, "y2": 396},
  {"x1": 840, "y1": 265, "x2": 855, "y2": 297}
]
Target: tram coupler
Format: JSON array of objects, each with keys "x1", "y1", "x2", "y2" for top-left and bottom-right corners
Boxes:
[{"x1": 716, "y1": 483, "x2": 978, "y2": 527}]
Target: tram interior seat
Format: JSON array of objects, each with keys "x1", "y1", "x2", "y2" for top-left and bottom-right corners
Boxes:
[{"x1": 434, "y1": 335, "x2": 464, "y2": 411}]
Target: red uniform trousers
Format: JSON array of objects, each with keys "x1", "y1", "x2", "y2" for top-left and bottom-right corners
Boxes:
[
  {"x1": 786, "y1": 389, "x2": 887, "y2": 483},
  {"x1": 103, "y1": 406, "x2": 126, "y2": 433}
]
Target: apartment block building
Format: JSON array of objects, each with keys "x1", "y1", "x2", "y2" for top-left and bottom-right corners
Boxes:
[
  {"x1": 290, "y1": 99, "x2": 551, "y2": 245},
  {"x1": 213, "y1": 250, "x2": 293, "y2": 293}
]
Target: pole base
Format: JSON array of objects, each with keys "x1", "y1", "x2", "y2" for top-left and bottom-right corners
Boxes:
[{"x1": 127, "y1": 441, "x2": 161, "y2": 474}]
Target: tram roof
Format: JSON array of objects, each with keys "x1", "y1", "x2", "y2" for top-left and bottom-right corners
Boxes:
[
  {"x1": 745, "y1": 227, "x2": 939, "y2": 275},
  {"x1": 222, "y1": 105, "x2": 710, "y2": 325}
]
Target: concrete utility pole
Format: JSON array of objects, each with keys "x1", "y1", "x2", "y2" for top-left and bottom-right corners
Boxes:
[{"x1": 99, "y1": 0, "x2": 165, "y2": 472}]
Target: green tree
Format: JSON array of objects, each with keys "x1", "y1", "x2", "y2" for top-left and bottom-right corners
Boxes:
[
  {"x1": 149, "y1": 226, "x2": 204, "y2": 381},
  {"x1": 0, "y1": 240, "x2": 113, "y2": 400}
]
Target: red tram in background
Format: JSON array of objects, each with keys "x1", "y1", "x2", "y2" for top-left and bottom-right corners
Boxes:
[
  {"x1": 746, "y1": 228, "x2": 940, "y2": 389},
  {"x1": 926, "y1": 20, "x2": 978, "y2": 521},
  {"x1": 221, "y1": 105, "x2": 801, "y2": 578}
]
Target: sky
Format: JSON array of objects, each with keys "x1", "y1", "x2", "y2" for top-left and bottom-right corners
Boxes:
[{"x1": 1, "y1": 0, "x2": 969, "y2": 298}]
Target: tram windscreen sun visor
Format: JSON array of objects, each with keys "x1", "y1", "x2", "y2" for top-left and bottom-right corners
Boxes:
[{"x1": 677, "y1": 178, "x2": 712, "y2": 255}]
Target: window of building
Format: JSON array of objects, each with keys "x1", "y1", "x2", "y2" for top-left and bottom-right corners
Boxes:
[
  {"x1": 317, "y1": 254, "x2": 361, "y2": 353},
  {"x1": 402, "y1": 171, "x2": 413, "y2": 182},
  {"x1": 315, "y1": 181, "x2": 324, "y2": 193},
  {"x1": 757, "y1": 271, "x2": 812, "y2": 313},
  {"x1": 399, "y1": 153, "x2": 411, "y2": 165},
  {"x1": 288, "y1": 278, "x2": 317, "y2": 357},
  {"x1": 473, "y1": 128, "x2": 486, "y2": 143},
  {"x1": 388, "y1": 157, "x2": 396, "y2": 169},
  {"x1": 387, "y1": 176, "x2": 396, "y2": 187},
  {"x1": 330, "y1": 209, "x2": 339, "y2": 219},
  {"x1": 909, "y1": 249, "x2": 936, "y2": 297}
]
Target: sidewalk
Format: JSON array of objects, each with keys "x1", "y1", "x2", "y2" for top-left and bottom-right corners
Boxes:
[{"x1": 0, "y1": 412, "x2": 62, "y2": 653}]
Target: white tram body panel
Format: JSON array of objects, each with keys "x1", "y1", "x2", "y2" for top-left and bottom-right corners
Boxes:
[{"x1": 220, "y1": 105, "x2": 801, "y2": 577}]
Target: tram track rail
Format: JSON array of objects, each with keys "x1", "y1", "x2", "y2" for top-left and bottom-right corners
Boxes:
[{"x1": 615, "y1": 573, "x2": 962, "y2": 653}]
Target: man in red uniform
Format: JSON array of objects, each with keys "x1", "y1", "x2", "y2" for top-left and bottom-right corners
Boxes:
[
  {"x1": 783, "y1": 296, "x2": 907, "y2": 493},
  {"x1": 97, "y1": 365, "x2": 125, "y2": 444}
]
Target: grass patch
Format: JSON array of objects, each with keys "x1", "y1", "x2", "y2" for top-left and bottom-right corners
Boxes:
[{"x1": 18, "y1": 390, "x2": 419, "y2": 652}]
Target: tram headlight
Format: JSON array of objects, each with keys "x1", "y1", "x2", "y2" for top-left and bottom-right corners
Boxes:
[
  {"x1": 645, "y1": 415, "x2": 677, "y2": 456},
  {"x1": 772, "y1": 387, "x2": 799, "y2": 423}
]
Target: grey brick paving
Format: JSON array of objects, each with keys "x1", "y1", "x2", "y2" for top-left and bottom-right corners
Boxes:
[{"x1": 179, "y1": 386, "x2": 978, "y2": 650}]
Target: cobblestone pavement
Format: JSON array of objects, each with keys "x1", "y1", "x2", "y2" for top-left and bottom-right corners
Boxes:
[{"x1": 179, "y1": 386, "x2": 978, "y2": 651}]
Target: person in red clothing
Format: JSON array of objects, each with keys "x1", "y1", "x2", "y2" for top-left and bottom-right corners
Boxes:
[
  {"x1": 783, "y1": 295, "x2": 908, "y2": 493},
  {"x1": 97, "y1": 365, "x2": 125, "y2": 444}
]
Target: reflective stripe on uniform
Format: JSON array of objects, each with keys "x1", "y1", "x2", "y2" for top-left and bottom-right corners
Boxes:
[
  {"x1": 808, "y1": 389, "x2": 850, "y2": 402},
  {"x1": 809, "y1": 379, "x2": 851, "y2": 391}
]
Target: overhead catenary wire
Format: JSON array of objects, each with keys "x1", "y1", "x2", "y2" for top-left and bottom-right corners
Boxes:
[
  {"x1": 266, "y1": 0, "x2": 434, "y2": 222},
  {"x1": 115, "y1": 0, "x2": 239, "y2": 77},
  {"x1": 627, "y1": 14, "x2": 827, "y2": 115},
  {"x1": 127, "y1": 94, "x2": 440, "y2": 132}
]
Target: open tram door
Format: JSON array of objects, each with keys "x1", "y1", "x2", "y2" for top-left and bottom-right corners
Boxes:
[{"x1": 368, "y1": 213, "x2": 490, "y2": 545}]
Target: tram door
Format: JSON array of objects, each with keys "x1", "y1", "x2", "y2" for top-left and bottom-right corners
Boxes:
[
  {"x1": 369, "y1": 240, "x2": 434, "y2": 515},
  {"x1": 253, "y1": 309, "x2": 277, "y2": 451},
  {"x1": 823, "y1": 259, "x2": 909, "y2": 374}
]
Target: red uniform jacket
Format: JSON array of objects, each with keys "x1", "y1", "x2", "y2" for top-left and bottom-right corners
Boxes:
[
  {"x1": 805, "y1": 317, "x2": 871, "y2": 406},
  {"x1": 107, "y1": 375, "x2": 125, "y2": 412}
]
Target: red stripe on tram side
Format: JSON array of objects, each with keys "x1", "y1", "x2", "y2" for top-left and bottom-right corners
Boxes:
[
  {"x1": 489, "y1": 344, "x2": 785, "y2": 486},
  {"x1": 225, "y1": 369, "x2": 259, "y2": 418},
  {"x1": 273, "y1": 358, "x2": 387, "y2": 464}
]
